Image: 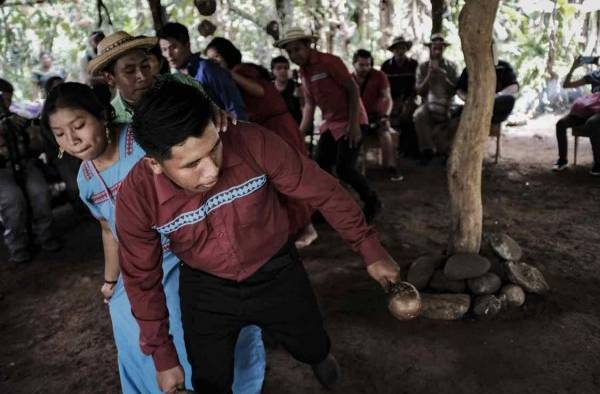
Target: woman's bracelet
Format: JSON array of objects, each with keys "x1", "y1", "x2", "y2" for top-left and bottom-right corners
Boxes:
[{"x1": 104, "y1": 279, "x2": 118, "y2": 285}]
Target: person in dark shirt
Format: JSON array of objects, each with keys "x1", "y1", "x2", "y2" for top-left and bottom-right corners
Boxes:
[
  {"x1": 455, "y1": 59, "x2": 519, "y2": 124},
  {"x1": 552, "y1": 56, "x2": 600, "y2": 175},
  {"x1": 271, "y1": 56, "x2": 303, "y2": 125},
  {"x1": 0, "y1": 78, "x2": 60, "y2": 263},
  {"x1": 381, "y1": 36, "x2": 419, "y2": 157}
]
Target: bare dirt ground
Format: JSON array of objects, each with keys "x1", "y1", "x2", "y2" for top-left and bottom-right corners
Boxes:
[{"x1": 1, "y1": 114, "x2": 599, "y2": 394}]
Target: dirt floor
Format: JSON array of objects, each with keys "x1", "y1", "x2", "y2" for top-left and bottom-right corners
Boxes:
[{"x1": 1, "y1": 114, "x2": 599, "y2": 393}]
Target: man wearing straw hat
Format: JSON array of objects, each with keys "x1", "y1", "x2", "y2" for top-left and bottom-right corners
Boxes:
[
  {"x1": 275, "y1": 27, "x2": 382, "y2": 223},
  {"x1": 413, "y1": 33, "x2": 458, "y2": 164},
  {"x1": 381, "y1": 36, "x2": 419, "y2": 158},
  {"x1": 88, "y1": 31, "x2": 230, "y2": 130}
]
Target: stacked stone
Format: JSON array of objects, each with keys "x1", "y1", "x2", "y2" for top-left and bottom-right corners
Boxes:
[{"x1": 406, "y1": 234, "x2": 550, "y2": 320}]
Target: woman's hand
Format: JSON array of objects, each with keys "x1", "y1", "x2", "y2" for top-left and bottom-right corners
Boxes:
[{"x1": 101, "y1": 281, "x2": 116, "y2": 304}]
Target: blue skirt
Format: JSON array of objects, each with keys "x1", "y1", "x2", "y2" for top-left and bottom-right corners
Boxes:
[{"x1": 108, "y1": 259, "x2": 266, "y2": 393}]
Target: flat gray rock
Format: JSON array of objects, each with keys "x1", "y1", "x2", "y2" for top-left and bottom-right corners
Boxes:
[
  {"x1": 499, "y1": 284, "x2": 526, "y2": 307},
  {"x1": 467, "y1": 272, "x2": 502, "y2": 295},
  {"x1": 421, "y1": 293, "x2": 471, "y2": 320},
  {"x1": 473, "y1": 295, "x2": 503, "y2": 318},
  {"x1": 506, "y1": 262, "x2": 550, "y2": 294},
  {"x1": 429, "y1": 270, "x2": 466, "y2": 293},
  {"x1": 407, "y1": 255, "x2": 445, "y2": 290},
  {"x1": 489, "y1": 233, "x2": 523, "y2": 261},
  {"x1": 444, "y1": 253, "x2": 491, "y2": 280}
]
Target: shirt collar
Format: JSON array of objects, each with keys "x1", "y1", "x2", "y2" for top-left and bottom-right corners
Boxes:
[{"x1": 153, "y1": 134, "x2": 244, "y2": 205}]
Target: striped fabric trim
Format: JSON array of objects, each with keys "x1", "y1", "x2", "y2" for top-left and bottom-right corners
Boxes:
[
  {"x1": 154, "y1": 174, "x2": 267, "y2": 235},
  {"x1": 125, "y1": 126, "x2": 135, "y2": 156},
  {"x1": 82, "y1": 161, "x2": 93, "y2": 181},
  {"x1": 91, "y1": 182, "x2": 122, "y2": 204}
]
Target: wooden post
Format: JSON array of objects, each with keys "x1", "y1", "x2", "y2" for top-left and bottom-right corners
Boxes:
[
  {"x1": 447, "y1": 0, "x2": 499, "y2": 254},
  {"x1": 430, "y1": 0, "x2": 446, "y2": 35}
]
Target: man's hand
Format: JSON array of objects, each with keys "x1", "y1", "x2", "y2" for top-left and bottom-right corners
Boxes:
[
  {"x1": 346, "y1": 123, "x2": 362, "y2": 149},
  {"x1": 157, "y1": 365, "x2": 185, "y2": 394},
  {"x1": 210, "y1": 103, "x2": 236, "y2": 133},
  {"x1": 367, "y1": 258, "x2": 401, "y2": 291}
]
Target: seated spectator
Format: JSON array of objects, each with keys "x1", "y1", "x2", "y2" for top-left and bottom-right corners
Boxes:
[
  {"x1": 413, "y1": 34, "x2": 459, "y2": 164},
  {"x1": 352, "y1": 49, "x2": 403, "y2": 181},
  {"x1": 552, "y1": 56, "x2": 600, "y2": 175},
  {"x1": 381, "y1": 36, "x2": 419, "y2": 158},
  {"x1": 0, "y1": 78, "x2": 60, "y2": 263},
  {"x1": 455, "y1": 43, "x2": 519, "y2": 124},
  {"x1": 31, "y1": 52, "x2": 67, "y2": 100}
]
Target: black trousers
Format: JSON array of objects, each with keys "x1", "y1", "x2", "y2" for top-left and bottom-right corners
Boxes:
[
  {"x1": 556, "y1": 113, "x2": 600, "y2": 164},
  {"x1": 179, "y1": 242, "x2": 330, "y2": 393},
  {"x1": 452, "y1": 95, "x2": 516, "y2": 124},
  {"x1": 315, "y1": 130, "x2": 375, "y2": 203}
]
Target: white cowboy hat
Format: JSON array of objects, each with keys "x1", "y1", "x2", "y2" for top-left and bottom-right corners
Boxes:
[
  {"x1": 87, "y1": 31, "x2": 157, "y2": 75},
  {"x1": 274, "y1": 27, "x2": 318, "y2": 48}
]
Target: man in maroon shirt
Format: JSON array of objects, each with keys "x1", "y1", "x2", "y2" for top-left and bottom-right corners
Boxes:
[
  {"x1": 116, "y1": 81, "x2": 402, "y2": 393},
  {"x1": 275, "y1": 27, "x2": 382, "y2": 222},
  {"x1": 352, "y1": 49, "x2": 402, "y2": 181}
]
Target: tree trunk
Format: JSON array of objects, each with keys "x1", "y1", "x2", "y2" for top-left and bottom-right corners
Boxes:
[
  {"x1": 275, "y1": 0, "x2": 294, "y2": 31},
  {"x1": 447, "y1": 0, "x2": 499, "y2": 255},
  {"x1": 379, "y1": 0, "x2": 394, "y2": 48},
  {"x1": 147, "y1": 0, "x2": 165, "y2": 33},
  {"x1": 545, "y1": 0, "x2": 559, "y2": 81},
  {"x1": 430, "y1": 0, "x2": 446, "y2": 35}
]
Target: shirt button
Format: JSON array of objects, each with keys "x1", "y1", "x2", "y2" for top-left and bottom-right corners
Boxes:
[{"x1": 218, "y1": 232, "x2": 224, "y2": 238}]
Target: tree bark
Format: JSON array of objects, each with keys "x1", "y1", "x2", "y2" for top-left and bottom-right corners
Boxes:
[
  {"x1": 379, "y1": 0, "x2": 394, "y2": 48},
  {"x1": 430, "y1": 0, "x2": 446, "y2": 35},
  {"x1": 447, "y1": 0, "x2": 499, "y2": 255},
  {"x1": 545, "y1": 0, "x2": 559, "y2": 81},
  {"x1": 147, "y1": 0, "x2": 165, "y2": 32}
]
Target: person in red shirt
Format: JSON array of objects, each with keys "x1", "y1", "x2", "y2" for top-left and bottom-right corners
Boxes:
[
  {"x1": 275, "y1": 27, "x2": 382, "y2": 223},
  {"x1": 204, "y1": 36, "x2": 318, "y2": 249},
  {"x1": 115, "y1": 81, "x2": 403, "y2": 393},
  {"x1": 352, "y1": 49, "x2": 402, "y2": 181}
]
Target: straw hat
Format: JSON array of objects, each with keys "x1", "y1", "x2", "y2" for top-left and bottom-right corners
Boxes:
[
  {"x1": 387, "y1": 36, "x2": 413, "y2": 51},
  {"x1": 424, "y1": 33, "x2": 451, "y2": 47},
  {"x1": 274, "y1": 27, "x2": 318, "y2": 48},
  {"x1": 87, "y1": 31, "x2": 157, "y2": 75}
]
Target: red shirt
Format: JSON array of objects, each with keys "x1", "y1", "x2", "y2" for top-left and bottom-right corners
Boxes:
[
  {"x1": 300, "y1": 49, "x2": 368, "y2": 140},
  {"x1": 353, "y1": 69, "x2": 391, "y2": 118},
  {"x1": 115, "y1": 122, "x2": 388, "y2": 371},
  {"x1": 233, "y1": 63, "x2": 289, "y2": 124}
]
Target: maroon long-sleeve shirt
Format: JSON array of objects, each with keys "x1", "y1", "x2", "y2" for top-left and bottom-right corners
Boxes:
[{"x1": 115, "y1": 122, "x2": 388, "y2": 371}]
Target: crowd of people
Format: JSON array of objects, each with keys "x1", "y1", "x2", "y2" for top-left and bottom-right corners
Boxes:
[{"x1": 0, "y1": 20, "x2": 598, "y2": 394}]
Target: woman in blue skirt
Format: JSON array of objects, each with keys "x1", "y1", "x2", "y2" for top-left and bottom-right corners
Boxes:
[{"x1": 41, "y1": 82, "x2": 265, "y2": 393}]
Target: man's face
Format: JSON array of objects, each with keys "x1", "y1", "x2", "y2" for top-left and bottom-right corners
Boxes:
[
  {"x1": 392, "y1": 45, "x2": 408, "y2": 59},
  {"x1": 103, "y1": 50, "x2": 153, "y2": 105},
  {"x1": 40, "y1": 54, "x2": 52, "y2": 68},
  {"x1": 430, "y1": 43, "x2": 445, "y2": 60},
  {"x1": 149, "y1": 122, "x2": 223, "y2": 193},
  {"x1": 284, "y1": 41, "x2": 311, "y2": 67},
  {"x1": 1, "y1": 91, "x2": 12, "y2": 108},
  {"x1": 353, "y1": 57, "x2": 372, "y2": 78},
  {"x1": 159, "y1": 38, "x2": 191, "y2": 69},
  {"x1": 272, "y1": 62, "x2": 290, "y2": 82}
]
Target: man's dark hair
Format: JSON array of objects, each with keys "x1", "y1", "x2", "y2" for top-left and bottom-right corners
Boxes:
[
  {"x1": 205, "y1": 37, "x2": 242, "y2": 68},
  {"x1": 353, "y1": 49, "x2": 373, "y2": 65},
  {"x1": 40, "y1": 82, "x2": 112, "y2": 146},
  {"x1": 158, "y1": 22, "x2": 190, "y2": 45},
  {"x1": 0, "y1": 78, "x2": 14, "y2": 93},
  {"x1": 132, "y1": 80, "x2": 212, "y2": 161},
  {"x1": 270, "y1": 55, "x2": 289, "y2": 70}
]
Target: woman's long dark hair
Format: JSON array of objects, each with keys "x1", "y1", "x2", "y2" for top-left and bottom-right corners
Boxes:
[
  {"x1": 205, "y1": 37, "x2": 271, "y2": 81},
  {"x1": 41, "y1": 82, "x2": 114, "y2": 147}
]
